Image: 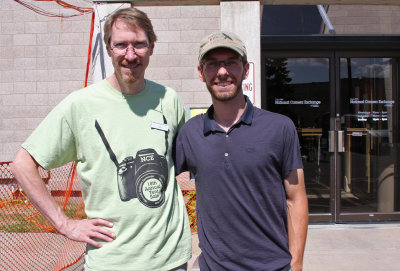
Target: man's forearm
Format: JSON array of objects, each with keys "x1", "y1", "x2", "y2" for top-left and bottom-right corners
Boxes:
[
  {"x1": 11, "y1": 149, "x2": 69, "y2": 231},
  {"x1": 287, "y1": 193, "x2": 308, "y2": 271},
  {"x1": 11, "y1": 149, "x2": 116, "y2": 247}
]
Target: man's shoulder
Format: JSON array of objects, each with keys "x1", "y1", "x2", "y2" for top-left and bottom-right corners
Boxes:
[
  {"x1": 185, "y1": 114, "x2": 204, "y2": 126},
  {"x1": 146, "y1": 79, "x2": 176, "y2": 94},
  {"x1": 66, "y1": 80, "x2": 107, "y2": 99},
  {"x1": 180, "y1": 114, "x2": 204, "y2": 133},
  {"x1": 254, "y1": 107, "x2": 294, "y2": 126},
  {"x1": 51, "y1": 80, "x2": 109, "y2": 116},
  {"x1": 145, "y1": 79, "x2": 183, "y2": 104}
]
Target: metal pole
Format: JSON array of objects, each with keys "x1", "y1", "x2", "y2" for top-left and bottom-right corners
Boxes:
[{"x1": 317, "y1": 5, "x2": 336, "y2": 34}]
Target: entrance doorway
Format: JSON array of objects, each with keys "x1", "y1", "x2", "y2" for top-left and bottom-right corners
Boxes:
[{"x1": 262, "y1": 36, "x2": 400, "y2": 222}]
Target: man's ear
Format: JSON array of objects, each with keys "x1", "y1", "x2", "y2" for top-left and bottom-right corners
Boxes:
[
  {"x1": 243, "y1": 62, "x2": 250, "y2": 80},
  {"x1": 198, "y1": 65, "x2": 206, "y2": 82},
  {"x1": 148, "y1": 42, "x2": 155, "y2": 56}
]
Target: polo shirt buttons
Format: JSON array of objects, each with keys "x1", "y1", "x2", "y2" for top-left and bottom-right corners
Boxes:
[{"x1": 224, "y1": 134, "x2": 229, "y2": 167}]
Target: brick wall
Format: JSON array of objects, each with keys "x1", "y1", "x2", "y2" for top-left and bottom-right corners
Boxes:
[
  {"x1": 324, "y1": 5, "x2": 400, "y2": 34},
  {"x1": 1, "y1": 2, "x2": 400, "y2": 162},
  {"x1": 0, "y1": 1, "x2": 92, "y2": 161},
  {"x1": 142, "y1": 5, "x2": 219, "y2": 106},
  {"x1": 0, "y1": 2, "x2": 219, "y2": 162}
]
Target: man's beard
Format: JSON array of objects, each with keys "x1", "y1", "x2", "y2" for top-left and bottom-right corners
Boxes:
[
  {"x1": 207, "y1": 83, "x2": 243, "y2": 102},
  {"x1": 116, "y1": 59, "x2": 141, "y2": 84}
]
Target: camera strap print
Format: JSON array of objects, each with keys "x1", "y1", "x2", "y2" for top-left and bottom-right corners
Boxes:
[
  {"x1": 94, "y1": 120, "x2": 170, "y2": 207},
  {"x1": 94, "y1": 120, "x2": 119, "y2": 168},
  {"x1": 0, "y1": 161, "x2": 86, "y2": 271}
]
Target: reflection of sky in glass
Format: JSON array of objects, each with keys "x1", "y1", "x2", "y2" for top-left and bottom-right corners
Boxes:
[
  {"x1": 340, "y1": 58, "x2": 391, "y2": 79},
  {"x1": 287, "y1": 58, "x2": 329, "y2": 84}
]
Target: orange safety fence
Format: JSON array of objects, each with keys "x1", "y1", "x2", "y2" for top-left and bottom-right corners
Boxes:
[
  {"x1": 0, "y1": 161, "x2": 197, "y2": 271},
  {"x1": 0, "y1": 161, "x2": 85, "y2": 271},
  {"x1": 176, "y1": 171, "x2": 197, "y2": 233}
]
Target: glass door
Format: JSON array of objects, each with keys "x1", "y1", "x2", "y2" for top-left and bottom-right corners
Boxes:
[
  {"x1": 264, "y1": 51, "x2": 400, "y2": 222},
  {"x1": 337, "y1": 56, "x2": 400, "y2": 221},
  {"x1": 264, "y1": 54, "x2": 334, "y2": 222}
]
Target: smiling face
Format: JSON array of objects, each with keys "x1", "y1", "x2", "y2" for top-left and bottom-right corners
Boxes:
[
  {"x1": 198, "y1": 48, "x2": 249, "y2": 102},
  {"x1": 107, "y1": 18, "x2": 154, "y2": 86}
]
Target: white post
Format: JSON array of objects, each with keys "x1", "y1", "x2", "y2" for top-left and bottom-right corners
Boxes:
[
  {"x1": 220, "y1": 1, "x2": 261, "y2": 108},
  {"x1": 91, "y1": 4, "x2": 130, "y2": 84}
]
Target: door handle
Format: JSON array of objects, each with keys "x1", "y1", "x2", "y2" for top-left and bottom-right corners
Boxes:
[
  {"x1": 338, "y1": 130, "x2": 345, "y2": 152},
  {"x1": 328, "y1": 130, "x2": 335, "y2": 152},
  {"x1": 329, "y1": 130, "x2": 345, "y2": 152}
]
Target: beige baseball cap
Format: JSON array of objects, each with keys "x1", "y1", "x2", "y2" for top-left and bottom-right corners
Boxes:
[{"x1": 198, "y1": 31, "x2": 247, "y2": 63}]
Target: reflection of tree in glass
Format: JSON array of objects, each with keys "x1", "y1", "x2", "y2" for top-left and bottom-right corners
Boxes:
[
  {"x1": 265, "y1": 58, "x2": 294, "y2": 120},
  {"x1": 265, "y1": 58, "x2": 292, "y2": 95}
]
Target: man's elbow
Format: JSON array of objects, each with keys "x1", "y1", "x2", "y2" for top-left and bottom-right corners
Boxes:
[
  {"x1": 10, "y1": 150, "x2": 23, "y2": 176},
  {"x1": 10, "y1": 149, "x2": 36, "y2": 180}
]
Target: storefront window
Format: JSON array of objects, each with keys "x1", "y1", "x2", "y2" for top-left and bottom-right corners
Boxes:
[
  {"x1": 261, "y1": 6, "x2": 323, "y2": 35},
  {"x1": 266, "y1": 57, "x2": 331, "y2": 213},
  {"x1": 340, "y1": 57, "x2": 400, "y2": 213}
]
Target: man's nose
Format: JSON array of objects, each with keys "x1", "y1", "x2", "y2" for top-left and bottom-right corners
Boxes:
[
  {"x1": 217, "y1": 65, "x2": 229, "y2": 75},
  {"x1": 124, "y1": 47, "x2": 138, "y2": 60}
]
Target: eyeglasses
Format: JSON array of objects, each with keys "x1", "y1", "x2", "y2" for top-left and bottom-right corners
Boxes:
[
  {"x1": 202, "y1": 59, "x2": 243, "y2": 71},
  {"x1": 110, "y1": 42, "x2": 149, "y2": 56}
]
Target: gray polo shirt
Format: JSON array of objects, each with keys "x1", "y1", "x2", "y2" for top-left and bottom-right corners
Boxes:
[{"x1": 175, "y1": 96, "x2": 303, "y2": 271}]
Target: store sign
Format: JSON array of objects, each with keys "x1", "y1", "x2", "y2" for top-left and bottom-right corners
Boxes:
[
  {"x1": 274, "y1": 98, "x2": 322, "y2": 108},
  {"x1": 242, "y1": 62, "x2": 255, "y2": 104},
  {"x1": 350, "y1": 97, "x2": 395, "y2": 122},
  {"x1": 350, "y1": 98, "x2": 395, "y2": 106}
]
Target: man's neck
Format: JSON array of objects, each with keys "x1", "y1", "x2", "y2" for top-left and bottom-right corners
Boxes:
[
  {"x1": 107, "y1": 74, "x2": 146, "y2": 95},
  {"x1": 212, "y1": 93, "x2": 247, "y2": 132}
]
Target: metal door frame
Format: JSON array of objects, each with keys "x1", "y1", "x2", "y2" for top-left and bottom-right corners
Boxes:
[
  {"x1": 261, "y1": 35, "x2": 400, "y2": 223},
  {"x1": 335, "y1": 50, "x2": 400, "y2": 222}
]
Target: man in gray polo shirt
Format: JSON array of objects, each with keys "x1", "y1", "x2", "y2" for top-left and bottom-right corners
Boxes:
[{"x1": 174, "y1": 32, "x2": 308, "y2": 271}]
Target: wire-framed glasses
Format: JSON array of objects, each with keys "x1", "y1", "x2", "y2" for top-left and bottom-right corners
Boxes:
[
  {"x1": 110, "y1": 42, "x2": 149, "y2": 56},
  {"x1": 202, "y1": 59, "x2": 243, "y2": 71}
]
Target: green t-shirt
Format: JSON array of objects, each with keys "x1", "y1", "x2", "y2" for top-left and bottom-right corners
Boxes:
[{"x1": 22, "y1": 79, "x2": 192, "y2": 271}]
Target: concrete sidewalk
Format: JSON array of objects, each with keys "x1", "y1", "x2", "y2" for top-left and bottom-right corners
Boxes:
[{"x1": 188, "y1": 223, "x2": 400, "y2": 271}]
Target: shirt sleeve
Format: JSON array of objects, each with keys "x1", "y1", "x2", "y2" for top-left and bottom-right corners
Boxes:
[
  {"x1": 22, "y1": 101, "x2": 77, "y2": 171},
  {"x1": 281, "y1": 118, "x2": 303, "y2": 179},
  {"x1": 176, "y1": 93, "x2": 187, "y2": 131},
  {"x1": 173, "y1": 127, "x2": 189, "y2": 176}
]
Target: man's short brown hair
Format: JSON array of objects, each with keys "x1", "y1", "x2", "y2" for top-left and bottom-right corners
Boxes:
[{"x1": 103, "y1": 7, "x2": 157, "y2": 48}]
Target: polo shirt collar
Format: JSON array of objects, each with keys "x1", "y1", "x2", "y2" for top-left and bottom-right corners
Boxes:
[{"x1": 203, "y1": 96, "x2": 254, "y2": 135}]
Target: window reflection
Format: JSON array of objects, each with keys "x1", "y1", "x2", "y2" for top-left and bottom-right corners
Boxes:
[
  {"x1": 266, "y1": 57, "x2": 331, "y2": 213},
  {"x1": 340, "y1": 57, "x2": 399, "y2": 213}
]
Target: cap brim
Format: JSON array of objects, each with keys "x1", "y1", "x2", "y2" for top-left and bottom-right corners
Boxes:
[{"x1": 199, "y1": 45, "x2": 244, "y2": 62}]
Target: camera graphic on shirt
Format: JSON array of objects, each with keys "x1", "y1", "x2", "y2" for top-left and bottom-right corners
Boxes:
[
  {"x1": 95, "y1": 120, "x2": 169, "y2": 208},
  {"x1": 117, "y1": 148, "x2": 168, "y2": 207}
]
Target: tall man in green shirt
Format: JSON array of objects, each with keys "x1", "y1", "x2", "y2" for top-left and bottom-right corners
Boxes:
[{"x1": 11, "y1": 8, "x2": 191, "y2": 271}]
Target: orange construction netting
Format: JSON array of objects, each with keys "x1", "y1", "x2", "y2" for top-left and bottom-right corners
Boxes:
[
  {"x1": 177, "y1": 171, "x2": 197, "y2": 233},
  {"x1": 0, "y1": 161, "x2": 197, "y2": 271}
]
